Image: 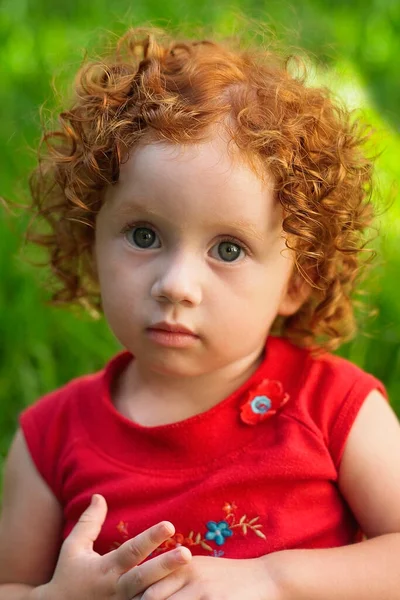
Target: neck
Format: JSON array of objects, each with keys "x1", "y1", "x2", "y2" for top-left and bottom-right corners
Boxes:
[{"x1": 112, "y1": 349, "x2": 264, "y2": 427}]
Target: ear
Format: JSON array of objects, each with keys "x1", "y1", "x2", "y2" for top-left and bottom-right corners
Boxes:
[{"x1": 278, "y1": 269, "x2": 312, "y2": 317}]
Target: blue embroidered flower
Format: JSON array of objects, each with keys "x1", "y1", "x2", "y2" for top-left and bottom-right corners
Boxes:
[
  {"x1": 205, "y1": 521, "x2": 233, "y2": 546},
  {"x1": 250, "y1": 395, "x2": 272, "y2": 414}
]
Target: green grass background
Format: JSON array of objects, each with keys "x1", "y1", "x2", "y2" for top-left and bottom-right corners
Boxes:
[{"x1": 1, "y1": 0, "x2": 399, "y2": 489}]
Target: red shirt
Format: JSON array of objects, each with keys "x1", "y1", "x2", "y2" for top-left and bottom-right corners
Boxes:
[{"x1": 20, "y1": 336, "x2": 385, "y2": 559}]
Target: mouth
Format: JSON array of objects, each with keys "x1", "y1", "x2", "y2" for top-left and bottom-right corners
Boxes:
[
  {"x1": 148, "y1": 322, "x2": 197, "y2": 336},
  {"x1": 146, "y1": 322, "x2": 199, "y2": 348}
]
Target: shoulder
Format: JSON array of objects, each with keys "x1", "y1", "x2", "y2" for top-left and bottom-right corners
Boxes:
[
  {"x1": 18, "y1": 351, "x2": 131, "y2": 498},
  {"x1": 20, "y1": 365, "x2": 103, "y2": 435},
  {"x1": 271, "y1": 337, "x2": 387, "y2": 468},
  {"x1": 20, "y1": 350, "x2": 130, "y2": 427},
  {"x1": 301, "y1": 347, "x2": 387, "y2": 423},
  {"x1": 270, "y1": 335, "x2": 385, "y2": 398},
  {"x1": 302, "y1": 349, "x2": 387, "y2": 429},
  {"x1": 305, "y1": 348, "x2": 385, "y2": 393}
]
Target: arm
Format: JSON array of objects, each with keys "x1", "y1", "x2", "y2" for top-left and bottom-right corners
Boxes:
[
  {"x1": 0, "y1": 429, "x2": 64, "y2": 599},
  {"x1": 0, "y1": 430, "x2": 190, "y2": 600},
  {"x1": 260, "y1": 389, "x2": 400, "y2": 600}
]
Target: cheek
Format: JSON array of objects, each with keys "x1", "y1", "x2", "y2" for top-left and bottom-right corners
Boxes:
[
  {"x1": 95, "y1": 246, "x2": 140, "y2": 309},
  {"x1": 206, "y1": 265, "x2": 283, "y2": 325},
  {"x1": 234, "y1": 254, "x2": 292, "y2": 298},
  {"x1": 240, "y1": 260, "x2": 292, "y2": 319}
]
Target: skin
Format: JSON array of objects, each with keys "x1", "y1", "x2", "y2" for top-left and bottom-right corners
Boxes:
[{"x1": 94, "y1": 135, "x2": 307, "y2": 426}]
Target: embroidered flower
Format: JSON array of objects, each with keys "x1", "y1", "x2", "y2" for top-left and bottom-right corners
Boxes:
[
  {"x1": 116, "y1": 502, "x2": 266, "y2": 556},
  {"x1": 116, "y1": 521, "x2": 129, "y2": 538},
  {"x1": 205, "y1": 521, "x2": 233, "y2": 546},
  {"x1": 162, "y1": 533, "x2": 195, "y2": 550},
  {"x1": 222, "y1": 501, "x2": 237, "y2": 514},
  {"x1": 240, "y1": 379, "x2": 289, "y2": 425}
]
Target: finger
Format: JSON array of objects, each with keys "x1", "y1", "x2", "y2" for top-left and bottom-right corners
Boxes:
[
  {"x1": 66, "y1": 494, "x2": 108, "y2": 552},
  {"x1": 130, "y1": 554, "x2": 189, "y2": 600},
  {"x1": 106, "y1": 521, "x2": 176, "y2": 574},
  {"x1": 119, "y1": 545, "x2": 191, "y2": 597}
]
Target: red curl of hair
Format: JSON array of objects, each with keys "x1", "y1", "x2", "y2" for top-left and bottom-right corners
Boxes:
[{"x1": 28, "y1": 27, "x2": 376, "y2": 351}]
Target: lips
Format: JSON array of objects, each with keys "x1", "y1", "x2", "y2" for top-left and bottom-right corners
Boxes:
[{"x1": 148, "y1": 322, "x2": 197, "y2": 336}]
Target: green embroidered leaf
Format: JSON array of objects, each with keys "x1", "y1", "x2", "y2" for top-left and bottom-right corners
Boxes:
[
  {"x1": 200, "y1": 541, "x2": 213, "y2": 552},
  {"x1": 254, "y1": 529, "x2": 267, "y2": 540}
]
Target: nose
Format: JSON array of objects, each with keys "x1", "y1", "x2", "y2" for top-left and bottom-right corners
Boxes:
[{"x1": 150, "y1": 251, "x2": 202, "y2": 306}]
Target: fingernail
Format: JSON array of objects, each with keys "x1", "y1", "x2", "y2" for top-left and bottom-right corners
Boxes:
[
  {"x1": 174, "y1": 547, "x2": 192, "y2": 563},
  {"x1": 161, "y1": 521, "x2": 175, "y2": 536}
]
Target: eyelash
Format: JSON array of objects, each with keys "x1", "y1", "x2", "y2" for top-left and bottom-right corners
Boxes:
[{"x1": 121, "y1": 222, "x2": 251, "y2": 259}]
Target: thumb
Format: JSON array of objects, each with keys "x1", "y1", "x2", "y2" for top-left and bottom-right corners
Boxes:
[{"x1": 67, "y1": 494, "x2": 108, "y2": 552}]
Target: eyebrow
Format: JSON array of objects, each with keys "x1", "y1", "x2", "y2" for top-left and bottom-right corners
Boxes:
[
  {"x1": 113, "y1": 199, "x2": 162, "y2": 218},
  {"x1": 113, "y1": 199, "x2": 268, "y2": 241},
  {"x1": 224, "y1": 220, "x2": 266, "y2": 241}
]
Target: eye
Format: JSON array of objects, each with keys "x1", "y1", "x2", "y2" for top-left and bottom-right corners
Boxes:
[
  {"x1": 210, "y1": 240, "x2": 245, "y2": 263},
  {"x1": 125, "y1": 226, "x2": 161, "y2": 249}
]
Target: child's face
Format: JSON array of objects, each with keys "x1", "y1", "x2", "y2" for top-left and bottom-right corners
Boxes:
[{"x1": 95, "y1": 135, "x2": 302, "y2": 378}]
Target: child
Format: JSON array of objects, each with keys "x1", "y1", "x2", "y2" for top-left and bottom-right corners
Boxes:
[{"x1": 1, "y1": 26, "x2": 400, "y2": 600}]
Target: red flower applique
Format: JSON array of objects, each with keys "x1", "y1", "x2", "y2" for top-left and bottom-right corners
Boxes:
[{"x1": 240, "y1": 379, "x2": 289, "y2": 425}]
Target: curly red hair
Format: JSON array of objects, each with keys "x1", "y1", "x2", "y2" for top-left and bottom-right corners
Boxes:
[{"x1": 28, "y1": 27, "x2": 375, "y2": 351}]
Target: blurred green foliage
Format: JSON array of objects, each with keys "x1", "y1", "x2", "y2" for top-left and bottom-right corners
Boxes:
[{"x1": 1, "y1": 0, "x2": 399, "y2": 486}]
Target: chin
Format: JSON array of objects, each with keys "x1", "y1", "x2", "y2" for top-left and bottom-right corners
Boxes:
[
  {"x1": 152, "y1": 359, "x2": 205, "y2": 378},
  {"x1": 138, "y1": 350, "x2": 210, "y2": 379}
]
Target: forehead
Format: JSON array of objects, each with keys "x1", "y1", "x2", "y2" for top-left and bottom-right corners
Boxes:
[{"x1": 106, "y1": 136, "x2": 281, "y2": 232}]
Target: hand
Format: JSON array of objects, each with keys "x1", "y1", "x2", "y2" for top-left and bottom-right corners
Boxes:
[
  {"x1": 39, "y1": 494, "x2": 192, "y2": 600},
  {"x1": 131, "y1": 554, "x2": 282, "y2": 600}
]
